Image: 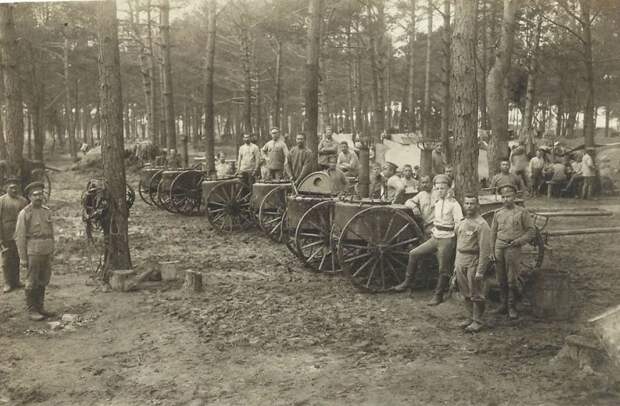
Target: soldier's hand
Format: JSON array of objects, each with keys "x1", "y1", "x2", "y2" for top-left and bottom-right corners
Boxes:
[
  {"x1": 489, "y1": 253, "x2": 496, "y2": 262},
  {"x1": 474, "y1": 272, "x2": 484, "y2": 281}
]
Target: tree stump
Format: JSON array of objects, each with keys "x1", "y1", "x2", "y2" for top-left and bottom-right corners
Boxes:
[
  {"x1": 110, "y1": 269, "x2": 136, "y2": 292},
  {"x1": 183, "y1": 269, "x2": 204, "y2": 293},
  {"x1": 159, "y1": 260, "x2": 180, "y2": 281}
]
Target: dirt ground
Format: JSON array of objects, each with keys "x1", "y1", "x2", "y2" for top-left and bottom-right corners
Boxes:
[{"x1": 2, "y1": 155, "x2": 620, "y2": 406}]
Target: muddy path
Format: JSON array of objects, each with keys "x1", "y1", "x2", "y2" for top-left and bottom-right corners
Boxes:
[{"x1": 1, "y1": 159, "x2": 620, "y2": 405}]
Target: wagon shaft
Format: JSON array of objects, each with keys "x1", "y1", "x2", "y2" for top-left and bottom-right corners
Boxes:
[
  {"x1": 544, "y1": 227, "x2": 620, "y2": 238},
  {"x1": 533, "y1": 209, "x2": 613, "y2": 218}
]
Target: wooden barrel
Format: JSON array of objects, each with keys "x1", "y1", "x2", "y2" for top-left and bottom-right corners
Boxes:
[{"x1": 528, "y1": 269, "x2": 575, "y2": 320}]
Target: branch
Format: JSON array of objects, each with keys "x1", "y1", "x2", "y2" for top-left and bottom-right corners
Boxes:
[
  {"x1": 541, "y1": 14, "x2": 586, "y2": 46},
  {"x1": 557, "y1": 0, "x2": 586, "y2": 26}
]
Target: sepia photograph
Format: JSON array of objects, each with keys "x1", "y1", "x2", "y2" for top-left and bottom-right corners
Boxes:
[{"x1": 0, "y1": 0, "x2": 620, "y2": 404}]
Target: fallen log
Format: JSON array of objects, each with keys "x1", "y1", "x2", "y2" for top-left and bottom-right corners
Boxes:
[{"x1": 183, "y1": 269, "x2": 204, "y2": 293}]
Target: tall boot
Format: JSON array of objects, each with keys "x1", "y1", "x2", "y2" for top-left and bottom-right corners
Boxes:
[
  {"x1": 491, "y1": 287, "x2": 508, "y2": 315},
  {"x1": 465, "y1": 301, "x2": 485, "y2": 333},
  {"x1": 508, "y1": 288, "x2": 518, "y2": 319},
  {"x1": 25, "y1": 288, "x2": 44, "y2": 321},
  {"x1": 392, "y1": 266, "x2": 416, "y2": 292},
  {"x1": 459, "y1": 298, "x2": 473, "y2": 328},
  {"x1": 37, "y1": 287, "x2": 55, "y2": 318},
  {"x1": 427, "y1": 275, "x2": 448, "y2": 306}
]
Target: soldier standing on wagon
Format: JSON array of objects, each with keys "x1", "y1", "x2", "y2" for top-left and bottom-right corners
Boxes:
[
  {"x1": 0, "y1": 177, "x2": 28, "y2": 293},
  {"x1": 262, "y1": 127, "x2": 290, "y2": 181},
  {"x1": 15, "y1": 182, "x2": 55, "y2": 321},
  {"x1": 490, "y1": 183, "x2": 534, "y2": 319},
  {"x1": 393, "y1": 175, "x2": 462, "y2": 304},
  {"x1": 287, "y1": 134, "x2": 315, "y2": 185},
  {"x1": 454, "y1": 194, "x2": 492, "y2": 332},
  {"x1": 237, "y1": 133, "x2": 261, "y2": 184}
]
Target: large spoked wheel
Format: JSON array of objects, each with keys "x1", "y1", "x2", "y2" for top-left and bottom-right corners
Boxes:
[
  {"x1": 206, "y1": 180, "x2": 254, "y2": 232},
  {"x1": 138, "y1": 178, "x2": 153, "y2": 206},
  {"x1": 148, "y1": 170, "x2": 164, "y2": 208},
  {"x1": 170, "y1": 170, "x2": 204, "y2": 216},
  {"x1": 157, "y1": 178, "x2": 176, "y2": 213},
  {"x1": 483, "y1": 210, "x2": 545, "y2": 294},
  {"x1": 338, "y1": 206, "x2": 423, "y2": 293},
  {"x1": 258, "y1": 185, "x2": 289, "y2": 242},
  {"x1": 294, "y1": 200, "x2": 338, "y2": 273}
]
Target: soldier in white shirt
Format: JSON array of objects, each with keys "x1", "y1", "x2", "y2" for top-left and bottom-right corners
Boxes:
[
  {"x1": 237, "y1": 133, "x2": 261, "y2": 184},
  {"x1": 581, "y1": 148, "x2": 596, "y2": 199}
]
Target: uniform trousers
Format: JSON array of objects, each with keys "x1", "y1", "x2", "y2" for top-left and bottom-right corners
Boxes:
[
  {"x1": 494, "y1": 245, "x2": 521, "y2": 291},
  {"x1": 455, "y1": 253, "x2": 487, "y2": 302},
  {"x1": 409, "y1": 236, "x2": 455, "y2": 278},
  {"x1": 1, "y1": 240, "x2": 20, "y2": 288}
]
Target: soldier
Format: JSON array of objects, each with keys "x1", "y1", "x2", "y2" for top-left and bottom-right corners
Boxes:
[
  {"x1": 489, "y1": 159, "x2": 525, "y2": 194},
  {"x1": 336, "y1": 141, "x2": 359, "y2": 177},
  {"x1": 236, "y1": 133, "x2": 261, "y2": 184},
  {"x1": 326, "y1": 155, "x2": 348, "y2": 195},
  {"x1": 262, "y1": 127, "x2": 290, "y2": 180},
  {"x1": 404, "y1": 175, "x2": 433, "y2": 237},
  {"x1": 490, "y1": 184, "x2": 534, "y2": 319},
  {"x1": 15, "y1": 182, "x2": 55, "y2": 321},
  {"x1": 454, "y1": 194, "x2": 492, "y2": 333},
  {"x1": 287, "y1": 134, "x2": 314, "y2": 185},
  {"x1": 393, "y1": 175, "x2": 462, "y2": 303},
  {"x1": 382, "y1": 162, "x2": 405, "y2": 203},
  {"x1": 0, "y1": 177, "x2": 28, "y2": 293},
  {"x1": 317, "y1": 126, "x2": 338, "y2": 170}
]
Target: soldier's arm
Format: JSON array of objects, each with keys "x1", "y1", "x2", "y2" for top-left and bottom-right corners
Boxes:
[
  {"x1": 252, "y1": 146, "x2": 261, "y2": 171},
  {"x1": 237, "y1": 148, "x2": 243, "y2": 170},
  {"x1": 514, "y1": 210, "x2": 535, "y2": 246},
  {"x1": 14, "y1": 210, "x2": 27, "y2": 261},
  {"x1": 490, "y1": 213, "x2": 498, "y2": 254},
  {"x1": 477, "y1": 222, "x2": 492, "y2": 276},
  {"x1": 452, "y1": 201, "x2": 464, "y2": 224},
  {"x1": 0, "y1": 200, "x2": 4, "y2": 242},
  {"x1": 298, "y1": 152, "x2": 314, "y2": 182}
]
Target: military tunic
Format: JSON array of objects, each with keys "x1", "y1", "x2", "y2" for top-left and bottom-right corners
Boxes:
[
  {"x1": 454, "y1": 215, "x2": 492, "y2": 301},
  {"x1": 0, "y1": 194, "x2": 27, "y2": 288},
  {"x1": 14, "y1": 204, "x2": 55, "y2": 289},
  {"x1": 490, "y1": 205, "x2": 534, "y2": 290}
]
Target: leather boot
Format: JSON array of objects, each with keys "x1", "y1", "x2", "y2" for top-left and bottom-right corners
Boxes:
[
  {"x1": 392, "y1": 267, "x2": 415, "y2": 292},
  {"x1": 508, "y1": 288, "x2": 518, "y2": 320},
  {"x1": 459, "y1": 299, "x2": 473, "y2": 328},
  {"x1": 25, "y1": 288, "x2": 44, "y2": 321},
  {"x1": 37, "y1": 287, "x2": 55, "y2": 318},
  {"x1": 465, "y1": 302, "x2": 485, "y2": 333},
  {"x1": 427, "y1": 275, "x2": 448, "y2": 306},
  {"x1": 491, "y1": 287, "x2": 508, "y2": 315}
]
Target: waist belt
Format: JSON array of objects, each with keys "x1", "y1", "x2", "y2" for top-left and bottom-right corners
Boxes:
[
  {"x1": 458, "y1": 249, "x2": 479, "y2": 255},
  {"x1": 435, "y1": 224, "x2": 454, "y2": 232}
]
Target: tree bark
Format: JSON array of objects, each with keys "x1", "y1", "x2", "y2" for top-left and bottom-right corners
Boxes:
[
  {"x1": 441, "y1": 0, "x2": 451, "y2": 160},
  {"x1": 63, "y1": 34, "x2": 77, "y2": 159},
  {"x1": 486, "y1": 0, "x2": 519, "y2": 177},
  {"x1": 479, "y1": 0, "x2": 490, "y2": 130},
  {"x1": 580, "y1": 0, "x2": 595, "y2": 147},
  {"x1": 370, "y1": 1, "x2": 386, "y2": 140},
  {"x1": 272, "y1": 38, "x2": 282, "y2": 130},
  {"x1": 407, "y1": 0, "x2": 417, "y2": 133},
  {"x1": 204, "y1": 0, "x2": 216, "y2": 175},
  {"x1": 240, "y1": 26, "x2": 252, "y2": 134},
  {"x1": 147, "y1": 0, "x2": 160, "y2": 146},
  {"x1": 96, "y1": 0, "x2": 131, "y2": 277},
  {"x1": 160, "y1": 0, "x2": 176, "y2": 152},
  {"x1": 304, "y1": 0, "x2": 321, "y2": 158},
  {"x1": 452, "y1": 0, "x2": 479, "y2": 201},
  {"x1": 0, "y1": 4, "x2": 23, "y2": 176}
]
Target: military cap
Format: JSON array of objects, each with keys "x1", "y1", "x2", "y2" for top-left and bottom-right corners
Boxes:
[
  {"x1": 586, "y1": 146, "x2": 595, "y2": 151},
  {"x1": 498, "y1": 183, "x2": 517, "y2": 193},
  {"x1": 270, "y1": 127, "x2": 280, "y2": 134},
  {"x1": 24, "y1": 181, "x2": 45, "y2": 195},
  {"x1": 433, "y1": 174, "x2": 450, "y2": 185},
  {"x1": 4, "y1": 176, "x2": 20, "y2": 186},
  {"x1": 327, "y1": 154, "x2": 338, "y2": 163},
  {"x1": 384, "y1": 161, "x2": 398, "y2": 170}
]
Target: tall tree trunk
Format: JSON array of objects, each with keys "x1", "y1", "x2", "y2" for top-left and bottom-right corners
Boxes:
[
  {"x1": 318, "y1": 60, "x2": 329, "y2": 133},
  {"x1": 604, "y1": 106, "x2": 610, "y2": 138},
  {"x1": 160, "y1": 0, "x2": 176, "y2": 152},
  {"x1": 129, "y1": 0, "x2": 153, "y2": 146},
  {"x1": 354, "y1": 46, "x2": 364, "y2": 135},
  {"x1": 452, "y1": 0, "x2": 479, "y2": 201},
  {"x1": 368, "y1": 2, "x2": 386, "y2": 142},
  {"x1": 407, "y1": 0, "x2": 417, "y2": 133},
  {"x1": 240, "y1": 27, "x2": 252, "y2": 134},
  {"x1": 27, "y1": 112, "x2": 32, "y2": 159},
  {"x1": 346, "y1": 23, "x2": 354, "y2": 133},
  {"x1": 519, "y1": 13, "x2": 542, "y2": 156},
  {"x1": 63, "y1": 34, "x2": 77, "y2": 158},
  {"x1": 272, "y1": 38, "x2": 282, "y2": 130},
  {"x1": 96, "y1": 0, "x2": 131, "y2": 277},
  {"x1": 479, "y1": 0, "x2": 490, "y2": 130},
  {"x1": 441, "y1": 0, "x2": 451, "y2": 160},
  {"x1": 304, "y1": 0, "x2": 321, "y2": 158},
  {"x1": 147, "y1": 0, "x2": 160, "y2": 146},
  {"x1": 580, "y1": 0, "x2": 595, "y2": 147},
  {"x1": 422, "y1": 0, "x2": 432, "y2": 140},
  {"x1": 486, "y1": 0, "x2": 519, "y2": 177},
  {"x1": 204, "y1": 0, "x2": 216, "y2": 175},
  {"x1": 0, "y1": 4, "x2": 23, "y2": 176},
  {"x1": 555, "y1": 98, "x2": 563, "y2": 138}
]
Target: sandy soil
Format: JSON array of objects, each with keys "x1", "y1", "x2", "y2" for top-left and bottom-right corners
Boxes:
[{"x1": 1, "y1": 156, "x2": 620, "y2": 406}]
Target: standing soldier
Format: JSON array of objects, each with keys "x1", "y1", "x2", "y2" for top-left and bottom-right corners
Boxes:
[
  {"x1": 287, "y1": 134, "x2": 314, "y2": 185},
  {"x1": 454, "y1": 194, "x2": 492, "y2": 332},
  {"x1": 393, "y1": 175, "x2": 462, "y2": 303},
  {"x1": 489, "y1": 159, "x2": 525, "y2": 194},
  {"x1": 236, "y1": 133, "x2": 261, "y2": 184},
  {"x1": 317, "y1": 126, "x2": 338, "y2": 170},
  {"x1": 262, "y1": 127, "x2": 289, "y2": 180},
  {"x1": 0, "y1": 177, "x2": 28, "y2": 293},
  {"x1": 15, "y1": 182, "x2": 55, "y2": 321},
  {"x1": 490, "y1": 184, "x2": 534, "y2": 319}
]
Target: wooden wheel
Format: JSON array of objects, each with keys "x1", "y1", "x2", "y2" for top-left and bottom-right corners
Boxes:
[
  {"x1": 294, "y1": 200, "x2": 338, "y2": 273},
  {"x1": 206, "y1": 180, "x2": 254, "y2": 232},
  {"x1": 156, "y1": 177, "x2": 176, "y2": 213},
  {"x1": 338, "y1": 206, "x2": 423, "y2": 293},
  {"x1": 148, "y1": 170, "x2": 164, "y2": 208},
  {"x1": 138, "y1": 178, "x2": 153, "y2": 205},
  {"x1": 170, "y1": 170, "x2": 204, "y2": 216},
  {"x1": 258, "y1": 185, "x2": 289, "y2": 242}
]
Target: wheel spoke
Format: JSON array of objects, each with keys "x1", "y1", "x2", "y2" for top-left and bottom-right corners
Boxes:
[
  {"x1": 318, "y1": 252, "x2": 328, "y2": 271},
  {"x1": 302, "y1": 240, "x2": 324, "y2": 250},
  {"x1": 298, "y1": 232, "x2": 322, "y2": 239},
  {"x1": 386, "y1": 237, "x2": 420, "y2": 250},
  {"x1": 352, "y1": 256, "x2": 375, "y2": 278},
  {"x1": 365, "y1": 260, "x2": 378, "y2": 289},
  {"x1": 343, "y1": 251, "x2": 372, "y2": 264},
  {"x1": 385, "y1": 256, "x2": 403, "y2": 283},
  {"x1": 306, "y1": 247, "x2": 323, "y2": 263},
  {"x1": 382, "y1": 213, "x2": 395, "y2": 242},
  {"x1": 387, "y1": 223, "x2": 411, "y2": 244}
]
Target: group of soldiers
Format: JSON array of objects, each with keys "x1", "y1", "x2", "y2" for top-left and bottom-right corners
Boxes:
[{"x1": 1, "y1": 178, "x2": 55, "y2": 321}]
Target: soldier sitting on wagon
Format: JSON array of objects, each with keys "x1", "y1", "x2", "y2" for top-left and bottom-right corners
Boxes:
[
  {"x1": 336, "y1": 141, "x2": 359, "y2": 177},
  {"x1": 404, "y1": 175, "x2": 433, "y2": 237},
  {"x1": 381, "y1": 162, "x2": 405, "y2": 204},
  {"x1": 393, "y1": 175, "x2": 463, "y2": 303},
  {"x1": 401, "y1": 164, "x2": 419, "y2": 197},
  {"x1": 326, "y1": 155, "x2": 348, "y2": 195},
  {"x1": 368, "y1": 163, "x2": 384, "y2": 199}
]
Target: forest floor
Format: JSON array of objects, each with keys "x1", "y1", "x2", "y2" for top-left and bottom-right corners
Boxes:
[{"x1": 1, "y1": 152, "x2": 620, "y2": 406}]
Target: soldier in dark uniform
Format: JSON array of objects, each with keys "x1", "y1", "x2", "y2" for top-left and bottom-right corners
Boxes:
[
  {"x1": 490, "y1": 183, "x2": 534, "y2": 319},
  {"x1": 15, "y1": 182, "x2": 55, "y2": 321},
  {"x1": 0, "y1": 177, "x2": 28, "y2": 292}
]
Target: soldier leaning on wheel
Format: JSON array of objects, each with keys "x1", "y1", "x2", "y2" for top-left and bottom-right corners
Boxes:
[
  {"x1": 454, "y1": 194, "x2": 492, "y2": 333},
  {"x1": 0, "y1": 177, "x2": 28, "y2": 293},
  {"x1": 490, "y1": 183, "x2": 534, "y2": 320},
  {"x1": 14, "y1": 182, "x2": 56, "y2": 321}
]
